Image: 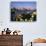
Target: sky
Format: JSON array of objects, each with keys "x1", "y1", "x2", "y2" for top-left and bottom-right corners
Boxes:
[{"x1": 11, "y1": 2, "x2": 36, "y2": 9}]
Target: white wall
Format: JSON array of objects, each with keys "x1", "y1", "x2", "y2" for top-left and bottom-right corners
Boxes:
[
  {"x1": 33, "y1": 43, "x2": 46, "y2": 46},
  {"x1": 0, "y1": 0, "x2": 46, "y2": 46}
]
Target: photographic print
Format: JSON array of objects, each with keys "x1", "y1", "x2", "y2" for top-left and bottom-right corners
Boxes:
[{"x1": 10, "y1": 2, "x2": 37, "y2": 22}]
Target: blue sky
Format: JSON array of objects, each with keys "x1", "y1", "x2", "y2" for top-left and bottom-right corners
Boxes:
[{"x1": 11, "y1": 2, "x2": 36, "y2": 9}]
